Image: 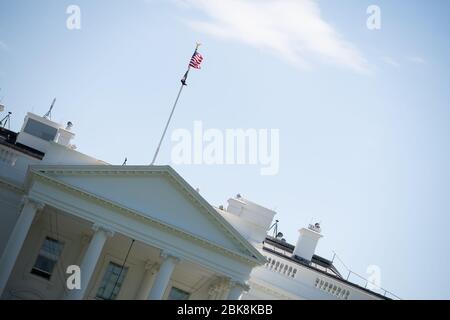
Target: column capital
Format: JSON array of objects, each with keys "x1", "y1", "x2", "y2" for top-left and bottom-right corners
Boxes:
[
  {"x1": 229, "y1": 279, "x2": 250, "y2": 292},
  {"x1": 160, "y1": 251, "x2": 181, "y2": 264},
  {"x1": 92, "y1": 223, "x2": 115, "y2": 238},
  {"x1": 214, "y1": 276, "x2": 231, "y2": 289},
  {"x1": 81, "y1": 234, "x2": 91, "y2": 246},
  {"x1": 21, "y1": 196, "x2": 45, "y2": 212},
  {"x1": 144, "y1": 260, "x2": 160, "y2": 273},
  {"x1": 208, "y1": 283, "x2": 221, "y2": 297},
  {"x1": 208, "y1": 277, "x2": 230, "y2": 298}
]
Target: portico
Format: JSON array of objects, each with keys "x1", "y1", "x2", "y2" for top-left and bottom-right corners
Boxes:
[{"x1": 0, "y1": 165, "x2": 265, "y2": 300}]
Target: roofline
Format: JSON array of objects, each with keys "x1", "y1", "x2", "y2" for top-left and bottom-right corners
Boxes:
[
  {"x1": 162, "y1": 166, "x2": 267, "y2": 264},
  {"x1": 264, "y1": 236, "x2": 342, "y2": 277},
  {"x1": 25, "y1": 164, "x2": 266, "y2": 266},
  {"x1": 263, "y1": 247, "x2": 390, "y2": 300}
]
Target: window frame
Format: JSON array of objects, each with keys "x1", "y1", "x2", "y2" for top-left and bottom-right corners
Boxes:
[
  {"x1": 95, "y1": 261, "x2": 129, "y2": 300},
  {"x1": 30, "y1": 236, "x2": 64, "y2": 281},
  {"x1": 23, "y1": 118, "x2": 58, "y2": 142},
  {"x1": 167, "y1": 286, "x2": 191, "y2": 300}
]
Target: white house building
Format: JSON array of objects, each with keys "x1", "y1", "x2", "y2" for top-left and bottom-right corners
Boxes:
[{"x1": 0, "y1": 112, "x2": 397, "y2": 300}]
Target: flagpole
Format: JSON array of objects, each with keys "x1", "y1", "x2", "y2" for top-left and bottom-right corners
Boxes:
[
  {"x1": 150, "y1": 43, "x2": 201, "y2": 166},
  {"x1": 150, "y1": 83, "x2": 185, "y2": 165}
]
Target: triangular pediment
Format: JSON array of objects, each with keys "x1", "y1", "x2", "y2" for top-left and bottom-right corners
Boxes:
[{"x1": 27, "y1": 165, "x2": 264, "y2": 264}]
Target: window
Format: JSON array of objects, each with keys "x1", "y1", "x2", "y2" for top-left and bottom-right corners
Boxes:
[
  {"x1": 96, "y1": 262, "x2": 128, "y2": 300},
  {"x1": 23, "y1": 118, "x2": 58, "y2": 141},
  {"x1": 31, "y1": 237, "x2": 64, "y2": 280},
  {"x1": 168, "y1": 287, "x2": 190, "y2": 300}
]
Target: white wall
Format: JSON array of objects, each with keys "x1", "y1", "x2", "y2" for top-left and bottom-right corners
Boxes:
[
  {"x1": 243, "y1": 250, "x2": 383, "y2": 300},
  {"x1": 0, "y1": 185, "x2": 23, "y2": 257}
]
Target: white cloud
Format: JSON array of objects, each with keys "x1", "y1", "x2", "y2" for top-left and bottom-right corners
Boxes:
[
  {"x1": 381, "y1": 56, "x2": 400, "y2": 68},
  {"x1": 180, "y1": 0, "x2": 370, "y2": 74},
  {"x1": 406, "y1": 56, "x2": 426, "y2": 64}
]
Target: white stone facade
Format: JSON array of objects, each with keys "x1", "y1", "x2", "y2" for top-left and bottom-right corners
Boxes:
[{"x1": 0, "y1": 113, "x2": 389, "y2": 300}]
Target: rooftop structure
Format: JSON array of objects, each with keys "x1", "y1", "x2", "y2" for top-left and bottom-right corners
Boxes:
[{"x1": 0, "y1": 110, "x2": 398, "y2": 300}]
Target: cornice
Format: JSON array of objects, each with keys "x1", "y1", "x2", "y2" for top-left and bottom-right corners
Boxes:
[
  {"x1": 0, "y1": 176, "x2": 25, "y2": 193},
  {"x1": 26, "y1": 165, "x2": 266, "y2": 265},
  {"x1": 28, "y1": 169, "x2": 262, "y2": 266}
]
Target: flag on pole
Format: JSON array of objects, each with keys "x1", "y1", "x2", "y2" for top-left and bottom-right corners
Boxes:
[
  {"x1": 151, "y1": 43, "x2": 203, "y2": 165},
  {"x1": 181, "y1": 48, "x2": 203, "y2": 85},
  {"x1": 189, "y1": 51, "x2": 204, "y2": 69}
]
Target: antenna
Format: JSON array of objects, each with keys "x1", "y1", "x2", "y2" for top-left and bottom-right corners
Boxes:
[
  {"x1": 44, "y1": 98, "x2": 56, "y2": 119},
  {"x1": 268, "y1": 220, "x2": 280, "y2": 238},
  {"x1": 122, "y1": 157, "x2": 127, "y2": 166},
  {"x1": 0, "y1": 112, "x2": 12, "y2": 129}
]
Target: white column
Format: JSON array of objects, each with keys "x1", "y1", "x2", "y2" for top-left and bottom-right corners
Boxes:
[
  {"x1": 227, "y1": 280, "x2": 249, "y2": 300},
  {"x1": 136, "y1": 261, "x2": 159, "y2": 300},
  {"x1": 208, "y1": 277, "x2": 229, "y2": 300},
  {"x1": 147, "y1": 252, "x2": 180, "y2": 300},
  {"x1": 66, "y1": 224, "x2": 114, "y2": 300},
  {"x1": 0, "y1": 197, "x2": 44, "y2": 297}
]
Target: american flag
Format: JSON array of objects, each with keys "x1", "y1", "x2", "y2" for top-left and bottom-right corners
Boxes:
[{"x1": 189, "y1": 51, "x2": 203, "y2": 69}]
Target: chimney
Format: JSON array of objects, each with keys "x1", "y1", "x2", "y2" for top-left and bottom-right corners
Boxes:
[
  {"x1": 293, "y1": 223, "x2": 323, "y2": 262},
  {"x1": 219, "y1": 195, "x2": 276, "y2": 244},
  {"x1": 56, "y1": 121, "x2": 75, "y2": 147}
]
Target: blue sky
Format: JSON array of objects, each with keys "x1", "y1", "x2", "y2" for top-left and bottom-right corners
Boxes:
[{"x1": 1, "y1": 0, "x2": 450, "y2": 299}]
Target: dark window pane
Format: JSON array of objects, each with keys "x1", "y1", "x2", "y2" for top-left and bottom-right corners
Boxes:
[
  {"x1": 31, "y1": 237, "x2": 63, "y2": 280},
  {"x1": 30, "y1": 268, "x2": 51, "y2": 280},
  {"x1": 23, "y1": 118, "x2": 58, "y2": 141},
  {"x1": 33, "y1": 255, "x2": 56, "y2": 273},
  {"x1": 168, "y1": 287, "x2": 190, "y2": 300},
  {"x1": 96, "y1": 262, "x2": 128, "y2": 300}
]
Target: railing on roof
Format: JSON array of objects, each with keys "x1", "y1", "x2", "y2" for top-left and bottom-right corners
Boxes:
[
  {"x1": 262, "y1": 241, "x2": 401, "y2": 300},
  {"x1": 264, "y1": 254, "x2": 299, "y2": 279},
  {"x1": 263, "y1": 241, "x2": 339, "y2": 277},
  {"x1": 331, "y1": 251, "x2": 401, "y2": 300}
]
